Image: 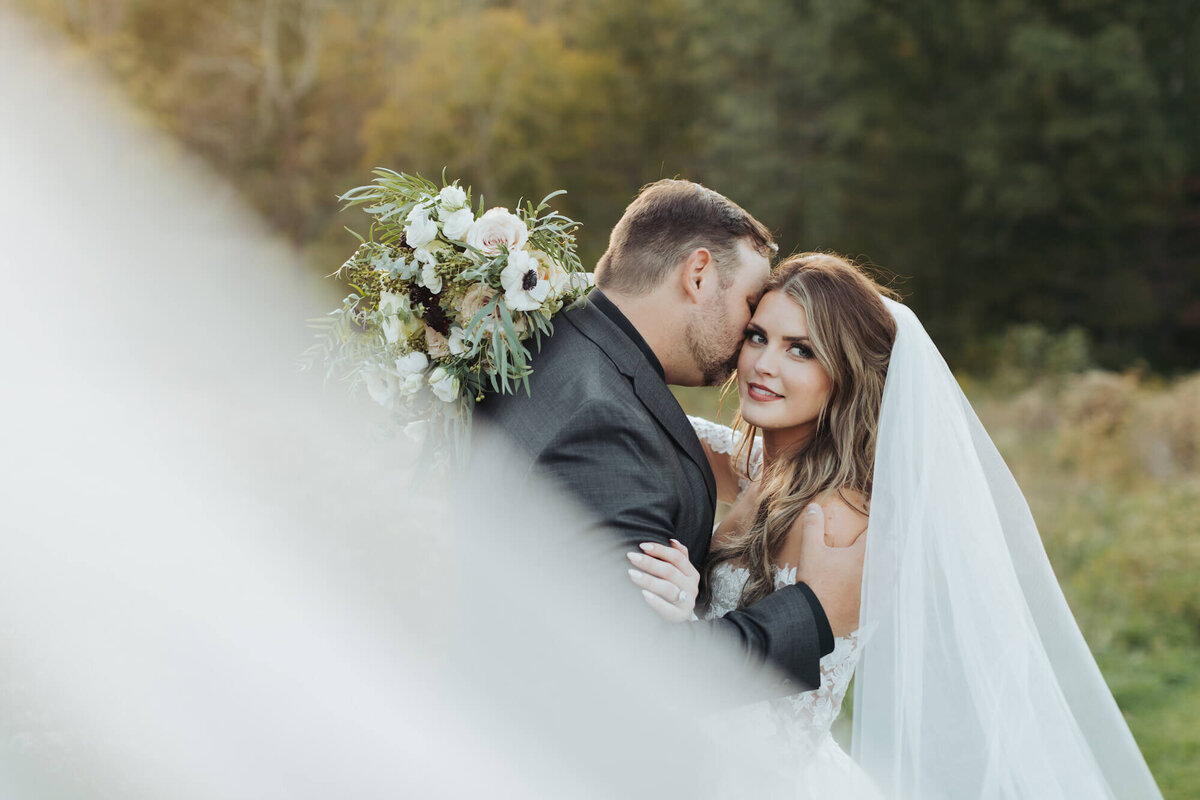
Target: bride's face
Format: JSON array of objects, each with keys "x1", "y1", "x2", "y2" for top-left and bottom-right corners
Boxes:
[{"x1": 736, "y1": 290, "x2": 831, "y2": 436}]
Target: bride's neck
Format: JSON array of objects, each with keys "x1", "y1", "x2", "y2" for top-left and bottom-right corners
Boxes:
[{"x1": 760, "y1": 424, "x2": 816, "y2": 470}]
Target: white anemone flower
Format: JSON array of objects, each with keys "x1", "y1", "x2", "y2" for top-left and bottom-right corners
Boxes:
[{"x1": 500, "y1": 250, "x2": 551, "y2": 312}]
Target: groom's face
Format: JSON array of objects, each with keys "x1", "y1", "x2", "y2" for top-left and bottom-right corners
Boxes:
[{"x1": 687, "y1": 239, "x2": 771, "y2": 385}]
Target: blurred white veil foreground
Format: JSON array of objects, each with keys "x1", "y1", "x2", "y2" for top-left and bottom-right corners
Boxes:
[
  {"x1": 854, "y1": 299, "x2": 1162, "y2": 799},
  {"x1": 0, "y1": 10, "x2": 790, "y2": 799}
]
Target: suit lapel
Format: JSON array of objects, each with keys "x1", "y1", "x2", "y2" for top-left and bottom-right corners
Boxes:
[{"x1": 561, "y1": 298, "x2": 718, "y2": 509}]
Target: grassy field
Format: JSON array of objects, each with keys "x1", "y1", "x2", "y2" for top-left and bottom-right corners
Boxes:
[{"x1": 675, "y1": 368, "x2": 1200, "y2": 797}]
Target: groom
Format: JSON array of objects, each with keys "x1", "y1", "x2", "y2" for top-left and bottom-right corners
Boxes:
[{"x1": 479, "y1": 179, "x2": 861, "y2": 690}]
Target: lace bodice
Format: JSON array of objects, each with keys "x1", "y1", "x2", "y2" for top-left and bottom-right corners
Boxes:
[
  {"x1": 689, "y1": 415, "x2": 862, "y2": 753},
  {"x1": 704, "y1": 562, "x2": 861, "y2": 751},
  {"x1": 686, "y1": 415, "x2": 762, "y2": 495}
]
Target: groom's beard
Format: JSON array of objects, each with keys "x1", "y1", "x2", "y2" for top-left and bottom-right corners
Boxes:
[{"x1": 686, "y1": 302, "x2": 741, "y2": 386}]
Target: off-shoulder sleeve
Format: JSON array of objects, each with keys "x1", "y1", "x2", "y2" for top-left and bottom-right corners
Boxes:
[{"x1": 686, "y1": 415, "x2": 763, "y2": 499}]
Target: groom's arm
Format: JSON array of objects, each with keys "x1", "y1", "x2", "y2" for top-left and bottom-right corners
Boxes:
[
  {"x1": 536, "y1": 403, "x2": 678, "y2": 553},
  {"x1": 537, "y1": 404, "x2": 831, "y2": 691},
  {"x1": 704, "y1": 583, "x2": 832, "y2": 691}
]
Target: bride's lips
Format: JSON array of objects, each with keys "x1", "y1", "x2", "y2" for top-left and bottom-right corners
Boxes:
[{"x1": 746, "y1": 383, "x2": 784, "y2": 402}]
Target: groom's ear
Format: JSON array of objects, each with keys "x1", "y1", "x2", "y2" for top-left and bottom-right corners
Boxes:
[{"x1": 680, "y1": 247, "x2": 713, "y2": 304}]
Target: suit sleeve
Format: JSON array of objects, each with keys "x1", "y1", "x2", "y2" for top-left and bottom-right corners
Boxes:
[
  {"x1": 536, "y1": 401, "x2": 678, "y2": 553},
  {"x1": 537, "y1": 402, "x2": 830, "y2": 692}
]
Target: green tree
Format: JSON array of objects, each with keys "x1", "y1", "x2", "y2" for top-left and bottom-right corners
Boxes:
[{"x1": 360, "y1": 8, "x2": 635, "y2": 265}]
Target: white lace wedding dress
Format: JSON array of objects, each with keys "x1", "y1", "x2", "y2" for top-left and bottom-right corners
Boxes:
[{"x1": 690, "y1": 416, "x2": 884, "y2": 800}]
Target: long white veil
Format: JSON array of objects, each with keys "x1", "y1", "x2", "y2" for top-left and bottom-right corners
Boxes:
[
  {"x1": 0, "y1": 10, "x2": 800, "y2": 798},
  {"x1": 852, "y1": 299, "x2": 1162, "y2": 798}
]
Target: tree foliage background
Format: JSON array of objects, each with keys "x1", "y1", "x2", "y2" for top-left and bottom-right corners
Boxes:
[
  {"x1": 17, "y1": 0, "x2": 1199, "y2": 795},
  {"x1": 22, "y1": 0, "x2": 1200, "y2": 371}
]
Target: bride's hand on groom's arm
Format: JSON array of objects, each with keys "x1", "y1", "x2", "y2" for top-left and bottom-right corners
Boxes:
[{"x1": 626, "y1": 539, "x2": 699, "y2": 623}]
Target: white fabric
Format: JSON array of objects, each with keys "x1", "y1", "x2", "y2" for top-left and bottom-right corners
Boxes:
[
  {"x1": 689, "y1": 304, "x2": 1160, "y2": 799},
  {"x1": 687, "y1": 414, "x2": 763, "y2": 495},
  {"x1": 704, "y1": 563, "x2": 884, "y2": 800},
  {"x1": 853, "y1": 299, "x2": 1162, "y2": 799},
  {"x1": 691, "y1": 418, "x2": 883, "y2": 798},
  {"x1": 0, "y1": 15, "x2": 829, "y2": 797}
]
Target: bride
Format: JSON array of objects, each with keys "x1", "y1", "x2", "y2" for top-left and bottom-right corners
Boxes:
[{"x1": 629, "y1": 252, "x2": 1162, "y2": 799}]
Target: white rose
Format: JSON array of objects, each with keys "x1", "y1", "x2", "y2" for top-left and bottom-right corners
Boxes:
[
  {"x1": 438, "y1": 185, "x2": 468, "y2": 213},
  {"x1": 362, "y1": 367, "x2": 398, "y2": 408},
  {"x1": 404, "y1": 206, "x2": 438, "y2": 248},
  {"x1": 533, "y1": 251, "x2": 571, "y2": 298},
  {"x1": 420, "y1": 261, "x2": 443, "y2": 294},
  {"x1": 395, "y1": 351, "x2": 429, "y2": 376},
  {"x1": 465, "y1": 207, "x2": 528, "y2": 257},
  {"x1": 399, "y1": 372, "x2": 424, "y2": 397},
  {"x1": 379, "y1": 291, "x2": 421, "y2": 344},
  {"x1": 381, "y1": 315, "x2": 404, "y2": 345},
  {"x1": 500, "y1": 249, "x2": 551, "y2": 312},
  {"x1": 447, "y1": 326, "x2": 469, "y2": 356},
  {"x1": 378, "y1": 289, "x2": 407, "y2": 318},
  {"x1": 427, "y1": 366, "x2": 461, "y2": 403},
  {"x1": 440, "y1": 207, "x2": 475, "y2": 241},
  {"x1": 414, "y1": 239, "x2": 450, "y2": 265},
  {"x1": 403, "y1": 419, "x2": 427, "y2": 443}
]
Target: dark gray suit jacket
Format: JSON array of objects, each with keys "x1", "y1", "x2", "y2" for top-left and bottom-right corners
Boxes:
[{"x1": 478, "y1": 291, "x2": 831, "y2": 689}]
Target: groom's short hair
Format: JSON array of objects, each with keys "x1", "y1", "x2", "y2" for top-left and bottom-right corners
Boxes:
[{"x1": 595, "y1": 179, "x2": 776, "y2": 295}]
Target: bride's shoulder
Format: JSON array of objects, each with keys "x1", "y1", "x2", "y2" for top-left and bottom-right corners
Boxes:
[
  {"x1": 778, "y1": 489, "x2": 869, "y2": 565},
  {"x1": 814, "y1": 489, "x2": 869, "y2": 548}
]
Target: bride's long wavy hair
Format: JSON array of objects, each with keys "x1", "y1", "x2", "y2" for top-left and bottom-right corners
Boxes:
[{"x1": 705, "y1": 253, "x2": 898, "y2": 608}]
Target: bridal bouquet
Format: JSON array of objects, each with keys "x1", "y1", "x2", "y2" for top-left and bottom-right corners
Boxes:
[{"x1": 305, "y1": 169, "x2": 589, "y2": 463}]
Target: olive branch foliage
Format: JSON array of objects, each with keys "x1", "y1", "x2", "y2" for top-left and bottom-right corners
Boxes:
[{"x1": 301, "y1": 168, "x2": 587, "y2": 466}]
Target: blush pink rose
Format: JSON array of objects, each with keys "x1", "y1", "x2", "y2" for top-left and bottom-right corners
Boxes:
[{"x1": 465, "y1": 208, "x2": 529, "y2": 257}]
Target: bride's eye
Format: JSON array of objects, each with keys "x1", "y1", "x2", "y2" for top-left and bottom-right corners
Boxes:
[
  {"x1": 789, "y1": 343, "x2": 815, "y2": 359},
  {"x1": 746, "y1": 331, "x2": 766, "y2": 345}
]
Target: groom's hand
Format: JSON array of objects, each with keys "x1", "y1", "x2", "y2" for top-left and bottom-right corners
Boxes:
[{"x1": 796, "y1": 503, "x2": 866, "y2": 638}]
